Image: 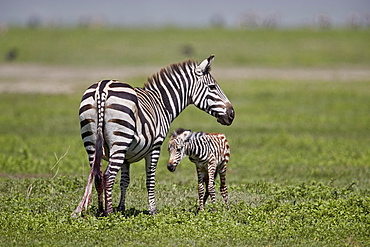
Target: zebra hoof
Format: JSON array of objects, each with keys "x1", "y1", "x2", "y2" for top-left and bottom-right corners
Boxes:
[
  {"x1": 195, "y1": 207, "x2": 204, "y2": 214},
  {"x1": 148, "y1": 209, "x2": 157, "y2": 215},
  {"x1": 117, "y1": 206, "x2": 125, "y2": 213},
  {"x1": 103, "y1": 209, "x2": 113, "y2": 217},
  {"x1": 95, "y1": 210, "x2": 104, "y2": 217}
]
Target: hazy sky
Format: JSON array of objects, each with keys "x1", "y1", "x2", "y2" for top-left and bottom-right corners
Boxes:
[{"x1": 1, "y1": 0, "x2": 369, "y2": 27}]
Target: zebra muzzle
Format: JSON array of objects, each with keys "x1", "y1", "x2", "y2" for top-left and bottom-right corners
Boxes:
[
  {"x1": 217, "y1": 104, "x2": 235, "y2": 126},
  {"x1": 167, "y1": 162, "x2": 177, "y2": 172}
]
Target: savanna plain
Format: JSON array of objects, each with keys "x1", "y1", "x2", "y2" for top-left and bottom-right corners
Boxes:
[{"x1": 0, "y1": 28, "x2": 369, "y2": 246}]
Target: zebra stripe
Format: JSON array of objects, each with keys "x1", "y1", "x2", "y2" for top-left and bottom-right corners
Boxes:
[
  {"x1": 167, "y1": 128, "x2": 230, "y2": 211},
  {"x1": 72, "y1": 55, "x2": 234, "y2": 217}
]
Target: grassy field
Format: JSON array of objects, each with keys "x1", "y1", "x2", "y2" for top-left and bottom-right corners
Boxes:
[
  {"x1": 1, "y1": 27, "x2": 370, "y2": 67},
  {"x1": 0, "y1": 28, "x2": 369, "y2": 246}
]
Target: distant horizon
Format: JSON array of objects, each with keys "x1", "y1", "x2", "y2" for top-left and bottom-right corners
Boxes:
[{"x1": 1, "y1": 0, "x2": 369, "y2": 28}]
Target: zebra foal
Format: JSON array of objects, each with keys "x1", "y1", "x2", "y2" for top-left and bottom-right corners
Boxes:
[
  {"x1": 167, "y1": 128, "x2": 230, "y2": 211},
  {"x1": 72, "y1": 55, "x2": 234, "y2": 217}
]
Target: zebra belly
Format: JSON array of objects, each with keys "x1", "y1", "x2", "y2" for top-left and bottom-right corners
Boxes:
[
  {"x1": 124, "y1": 109, "x2": 160, "y2": 164},
  {"x1": 124, "y1": 132, "x2": 154, "y2": 163},
  {"x1": 190, "y1": 157, "x2": 208, "y2": 172},
  {"x1": 102, "y1": 117, "x2": 160, "y2": 165}
]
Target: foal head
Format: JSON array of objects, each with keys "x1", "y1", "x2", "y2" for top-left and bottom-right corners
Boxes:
[{"x1": 167, "y1": 128, "x2": 192, "y2": 172}]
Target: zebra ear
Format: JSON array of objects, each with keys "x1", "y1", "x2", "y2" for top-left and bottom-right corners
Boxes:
[
  {"x1": 195, "y1": 54, "x2": 215, "y2": 75},
  {"x1": 170, "y1": 130, "x2": 178, "y2": 138},
  {"x1": 184, "y1": 130, "x2": 193, "y2": 142}
]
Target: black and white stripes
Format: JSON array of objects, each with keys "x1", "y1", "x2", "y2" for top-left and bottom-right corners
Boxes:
[
  {"x1": 167, "y1": 128, "x2": 230, "y2": 211},
  {"x1": 72, "y1": 55, "x2": 234, "y2": 216}
]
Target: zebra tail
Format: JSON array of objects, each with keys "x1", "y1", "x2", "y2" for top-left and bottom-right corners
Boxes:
[
  {"x1": 71, "y1": 128, "x2": 104, "y2": 218},
  {"x1": 72, "y1": 129, "x2": 104, "y2": 218},
  {"x1": 92, "y1": 128, "x2": 103, "y2": 180}
]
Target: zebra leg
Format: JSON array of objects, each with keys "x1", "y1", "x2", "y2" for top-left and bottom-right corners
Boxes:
[
  {"x1": 197, "y1": 167, "x2": 205, "y2": 211},
  {"x1": 208, "y1": 163, "x2": 217, "y2": 211},
  {"x1": 118, "y1": 161, "x2": 130, "y2": 213},
  {"x1": 219, "y1": 161, "x2": 230, "y2": 210},
  {"x1": 203, "y1": 174, "x2": 210, "y2": 206},
  {"x1": 103, "y1": 151, "x2": 125, "y2": 215},
  {"x1": 145, "y1": 148, "x2": 160, "y2": 215}
]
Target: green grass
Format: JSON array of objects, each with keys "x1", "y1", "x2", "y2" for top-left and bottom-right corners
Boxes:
[
  {"x1": 1, "y1": 27, "x2": 369, "y2": 67},
  {"x1": 0, "y1": 79, "x2": 369, "y2": 246},
  {"x1": 1, "y1": 177, "x2": 369, "y2": 246},
  {"x1": 0, "y1": 28, "x2": 370, "y2": 246}
]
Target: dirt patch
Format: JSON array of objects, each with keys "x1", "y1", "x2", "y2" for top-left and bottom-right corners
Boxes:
[
  {"x1": 0, "y1": 64, "x2": 369, "y2": 94},
  {"x1": 0, "y1": 64, "x2": 157, "y2": 94}
]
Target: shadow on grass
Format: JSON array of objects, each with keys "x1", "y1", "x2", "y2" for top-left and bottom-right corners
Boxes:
[
  {"x1": 122, "y1": 207, "x2": 149, "y2": 217},
  {"x1": 88, "y1": 207, "x2": 150, "y2": 218}
]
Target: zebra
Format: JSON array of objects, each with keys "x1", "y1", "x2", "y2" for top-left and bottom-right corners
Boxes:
[
  {"x1": 72, "y1": 55, "x2": 234, "y2": 217},
  {"x1": 167, "y1": 128, "x2": 230, "y2": 211}
]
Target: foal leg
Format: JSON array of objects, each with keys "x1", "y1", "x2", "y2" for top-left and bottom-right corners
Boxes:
[
  {"x1": 203, "y1": 174, "x2": 210, "y2": 206},
  {"x1": 218, "y1": 160, "x2": 230, "y2": 210},
  {"x1": 196, "y1": 165, "x2": 206, "y2": 211},
  {"x1": 207, "y1": 162, "x2": 217, "y2": 211}
]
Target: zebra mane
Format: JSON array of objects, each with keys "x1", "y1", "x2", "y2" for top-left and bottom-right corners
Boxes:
[
  {"x1": 192, "y1": 131, "x2": 205, "y2": 140},
  {"x1": 144, "y1": 60, "x2": 198, "y2": 89},
  {"x1": 171, "y1": 127, "x2": 191, "y2": 138}
]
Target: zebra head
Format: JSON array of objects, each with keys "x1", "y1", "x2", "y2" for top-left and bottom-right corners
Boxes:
[
  {"x1": 167, "y1": 128, "x2": 191, "y2": 172},
  {"x1": 191, "y1": 55, "x2": 235, "y2": 126}
]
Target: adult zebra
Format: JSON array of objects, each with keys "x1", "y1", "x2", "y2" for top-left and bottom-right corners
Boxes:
[{"x1": 72, "y1": 55, "x2": 234, "y2": 217}]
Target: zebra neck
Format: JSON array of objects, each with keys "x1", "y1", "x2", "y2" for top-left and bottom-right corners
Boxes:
[
  {"x1": 144, "y1": 61, "x2": 196, "y2": 122},
  {"x1": 146, "y1": 84, "x2": 191, "y2": 123},
  {"x1": 184, "y1": 132, "x2": 205, "y2": 157}
]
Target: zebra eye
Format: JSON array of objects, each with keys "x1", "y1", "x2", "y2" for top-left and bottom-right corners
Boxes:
[
  {"x1": 209, "y1": 84, "x2": 216, "y2": 90},
  {"x1": 195, "y1": 68, "x2": 203, "y2": 76}
]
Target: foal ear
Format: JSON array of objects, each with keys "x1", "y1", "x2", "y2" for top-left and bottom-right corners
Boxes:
[
  {"x1": 170, "y1": 131, "x2": 178, "y2": 138},
  {"x1": 183, "y1": 130, "x2": 193, "y2": 142},
  {"x1": 195, "y1": 54, "x2": 215, "y2": 75}
]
